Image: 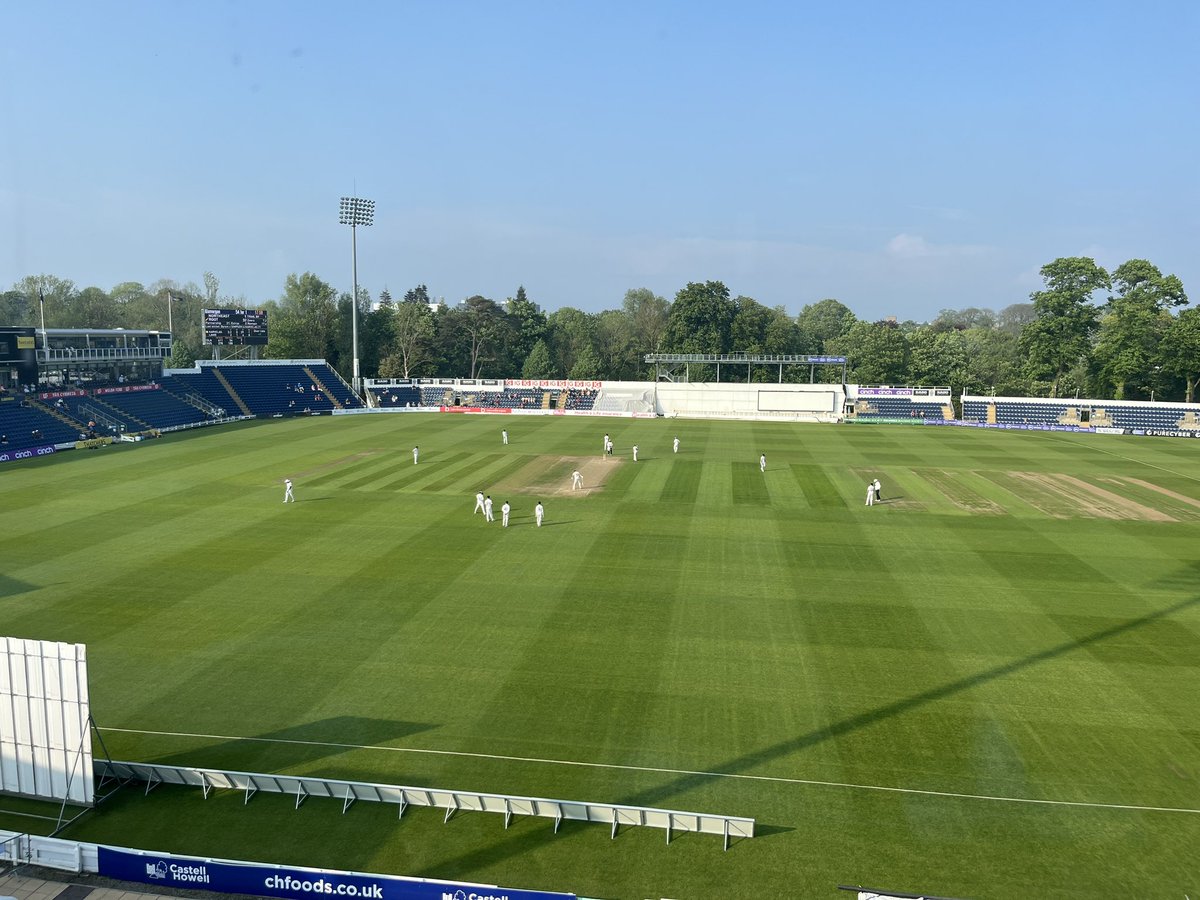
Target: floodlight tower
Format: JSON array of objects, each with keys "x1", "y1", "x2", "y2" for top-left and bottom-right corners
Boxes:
[{"x1": 339, "y1": 196, "x2": 375, "y2": 394}]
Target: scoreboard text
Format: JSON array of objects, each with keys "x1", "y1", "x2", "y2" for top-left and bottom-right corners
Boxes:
[{"x1": 202, "y1": 309, "x2": 269, "y2": 346}]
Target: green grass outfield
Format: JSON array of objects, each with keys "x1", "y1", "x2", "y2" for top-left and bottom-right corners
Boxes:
[{"x1": 2, "y1": 415, "x2": 1199, "y2": 899}]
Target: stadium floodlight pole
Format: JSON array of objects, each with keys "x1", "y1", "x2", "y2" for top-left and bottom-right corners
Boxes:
[{"x1": 339, "y1": 196, "x2": 375, "y2": 394}]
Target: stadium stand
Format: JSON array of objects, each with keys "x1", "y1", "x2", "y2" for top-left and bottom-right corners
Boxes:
[
  {"x1": 97, "y1": 387, "x2": 214, "y2": 429},
  {"x1": 370, "y1": 386, "x2": 422, "y2": 407},
  {"x1": 0, "y1": 400, "x2": 82, "y2": 449},
  {"x1": 162, "y1": 363, "x2": 362, "y2": 417},
  {"x1": 64, "y1": 395, "x2": 144, "y2": 433},
  {"x1": 218, "y1": 365, "x2": 335, "y2": 415},
  {"x1": 961, "y1": 395, "x2": 1200, "y2": 431},
  {"x1": 564, "y1": 389, "x2": 598, "y2": 410},
  {"x1": 161, "y1": 372, "x2": 239, "y2": 416},
  {"x1": 420, "y1": 387, "x2": 452, "y2": 406},
  {"x1": 852, "y1": 393, "x2": 951, "y2": 420}
]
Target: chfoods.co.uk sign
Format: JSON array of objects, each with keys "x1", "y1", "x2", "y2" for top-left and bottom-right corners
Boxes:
[{"x1": 98, "y1": 847, "x2": 574, "y2": 900}]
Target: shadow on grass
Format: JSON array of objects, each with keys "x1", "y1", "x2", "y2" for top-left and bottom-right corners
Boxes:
[
  {"x1": 421, "y1": 592, "x2": 1200, "y2": 873},
  {"x1": 752, "y1": 822, "x2": 794, "y2": 838},
  {"x1": 616, "y1": 592, "x2": 1200, "y2": 810},
  {"x1": 0, "y1": 574, "x2": 39, "y2": 598},
  {"x1": 135, "y1": 716, "x2": 436, "y2": 776}
]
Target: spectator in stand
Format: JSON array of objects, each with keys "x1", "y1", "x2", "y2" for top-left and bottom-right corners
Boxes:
[
  {"x1": 31, "y1": 429, "x2": 42, "y2": 441},
  {"x1": 0, "y1": 434, "x2": 7, "y2": 445}
]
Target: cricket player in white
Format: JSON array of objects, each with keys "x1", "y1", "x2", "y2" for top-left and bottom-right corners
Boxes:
[
  {"x1": 603, "y1": 433, "x2": 609, "y2": 455},
  {"x1": 571, "y1": 470, "x2": 583, "y2": 490},
  {"x1": 535, "y1": 501, "x2": 545, "y2": 527},
  {"x1": 866, "y1": 482, "x2": 875, "y2": 506},
  {"x1": 484, "y1": 496, "x2": 494, "y2": 522},
  {"x1": 632, "y1": 444, "x2": 639, "y2": 461},
  {"x1": 474, "y1": 491, "x2": 485, "y2": 514},
  {"x1": 283, "y1": 478, "x2": 295, "y2": 503},
  {"x1": 501, "y1": 501, "x2": 511, "y2": 527},
  {"x1": 502, "y1": 429, "x2": 509, "y2": 445},
  {"x1": 412, "y1": 446, "x2": 419, "y2": 464},
  {"x1": 673, "y1": 436, "x2": 679, "y2": 454},
  {"x1": 760, "y1": 453, "x2": 767, "y2": 473}
]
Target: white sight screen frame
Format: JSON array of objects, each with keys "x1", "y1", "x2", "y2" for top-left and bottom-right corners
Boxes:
[{"x1": 0, "y1": 638, "x2": 94, "y2": 804}]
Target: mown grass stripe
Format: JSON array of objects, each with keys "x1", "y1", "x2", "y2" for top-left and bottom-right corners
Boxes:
[
  {"x1": 732, "y1": 461, "x2": 770, "y2": 505},
  {"x1": 791, "y1": 463, "x2": 843, "y2": 508},
  {"x1": 421, "y1": 453, "x2": 505, "y2": 492},
  {"x1": 659, "y1": 460, "x2": 702, "y2": 503}
]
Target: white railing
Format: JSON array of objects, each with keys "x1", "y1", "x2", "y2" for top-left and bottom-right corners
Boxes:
[{"x1": 100, "y1": 760, "x2": 754, "y2": 849}]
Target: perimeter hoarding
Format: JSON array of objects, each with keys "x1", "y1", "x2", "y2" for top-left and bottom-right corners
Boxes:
[{"x1": 98, "y1": 847, "x2": 576, "y2": 900}]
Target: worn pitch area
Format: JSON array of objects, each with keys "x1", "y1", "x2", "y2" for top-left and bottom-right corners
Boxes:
[{"x1": 492, "y1": 454, "x2": 621, "y2": 497}]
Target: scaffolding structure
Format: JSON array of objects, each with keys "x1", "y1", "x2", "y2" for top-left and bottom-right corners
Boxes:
[{"x1": 645, "y1": 352, "x2": 848, "y2": 384}]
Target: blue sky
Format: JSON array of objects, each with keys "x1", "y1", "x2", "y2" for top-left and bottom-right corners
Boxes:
[{"x1": 2, "y1": 1, "x2": 1197, "y2": 321}]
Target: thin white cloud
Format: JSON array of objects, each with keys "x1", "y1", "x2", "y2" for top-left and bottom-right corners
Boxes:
[{"x1": 886, "y1": 233, "x2": 989, "y2": 260}]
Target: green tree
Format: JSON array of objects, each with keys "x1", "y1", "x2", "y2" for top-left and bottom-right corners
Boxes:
[
  {"x1": 266, "y1": 272, "x2": 339, "y2": 361},
  {"x1": 996, "y1": 302, "x2": 1035, "y2": 336},
  {"x1": 908, "y1": 327, "x2": 984, "y2": 388},
  {"x1": 828, "y1": 320, "x2": 910, "y2": 384},
  {"x1": 546, "y1": 307, "x2": 594, "y2": 377},
  {"x1": 621, "y1": 287, "x2": 670, "y2": 375},
  {"x1": 1159, "y1": 307, "x2": 1200, "y2": 402},
  {"x1": 386, "y1": 301, "x2": 434, "y2": 377},
  {"x1": 592, "y1": 309, "x2": 636, "y2": 379},
  {"x1": 796, "y1": 298, "x2": 856, "y2": 353},
  {"x1": 932, "y1": 307, "x2": 996, "y2": 330},
  {"x1": 521, "y1": 339, "x2": 555, "y2": 379},
  {"x1": 14, "y1": 275, "x2": 76, "y2": 327},
  {"x1": 569, "y1": 346, "x2": 602, "y2": 380},
  {"x1": 74, "y1": 286, "x2": 119, "y2": 328},
  {"x1": 428, "y1": 299, "x2": 516, "y2": 377},
  {"x1": 1094, "y1": 260, "x2": 1186, "y2": 399},
  {"x1": 663, "y1": 281, "x2": 736, "y2": 355},
  {"x1": 403, "y1": 284, "x2": 431, "y2": 305},
  {"x1": 731, "y1": 296, "x2": 772, "y2": 352},
  {"x1": 764, "y1": 306, "x2": 801, "y2": 356},
  {"x1": 505, "y1": 286, "x2": 547, "y2": 366},
  {"x1": 0, "y1": 290, "x2": 32, "y2": 325},
  {"x1": 1019, "y1": 257, "x2": 1108, "y2": 397}
]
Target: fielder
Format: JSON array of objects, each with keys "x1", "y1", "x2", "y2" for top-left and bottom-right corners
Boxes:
[
  {"x1": 632, "y1": 444, "x2": 639, "y2": 462},
  {"x1": 502, "y1": 429, "x2": 509, "y2": 445},
  {"x1": 866, "y1": 482, "x2": 875, "y2": 506},
  {"x1": 571, "y1": 470, "x2": 583, "y2": 490},
  {"x1": 501, "y1": 500, "x2": 511, "y2": 527},
  {"x1": 535, "y1": 501, "x2": 545, "y2": 527},
  {"x1": 484, "y1": 495, "x2": 495, "y2": 522},
  {"x1": 673, "y1": 436, "x2": 679, "y2": 454},
  {"x1": 474, "y1": 490, "x2": 485, "y2": 514},
  {"x1": 760, "y1": 453, "x2": 767, "y2": 473},
  {"x1": 412, "y1": 445, "x2": 419, "y2": 464},
  {"x1": 283, "y1": 478, "x2": 295, "y2": 503}
]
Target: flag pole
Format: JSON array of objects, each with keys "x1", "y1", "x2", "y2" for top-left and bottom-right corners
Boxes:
[{"x1": 38, "y1": 290, "x2": 48, "y2": 372}]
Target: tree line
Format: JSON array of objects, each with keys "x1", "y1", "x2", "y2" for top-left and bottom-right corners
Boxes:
[{"x1": 4, "y1": 256, "x2": 1196, "y2": 401}]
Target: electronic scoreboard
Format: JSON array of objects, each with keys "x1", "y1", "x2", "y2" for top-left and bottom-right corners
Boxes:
[{"x1": 202, "y1": 308, "x2": 269, "y2": 346}]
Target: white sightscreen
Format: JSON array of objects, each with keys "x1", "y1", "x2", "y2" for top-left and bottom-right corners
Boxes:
[
  {"x1": 758, "y1": 390, "x2": 836, "y2": 412},
  {"x1": 0, "y1": 637, "x2": 94, "y2": 804}
]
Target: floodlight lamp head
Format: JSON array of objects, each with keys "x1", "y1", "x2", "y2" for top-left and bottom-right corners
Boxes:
[{"x1": 338, "y1": 196, "x2": 374, "y2": 226}]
